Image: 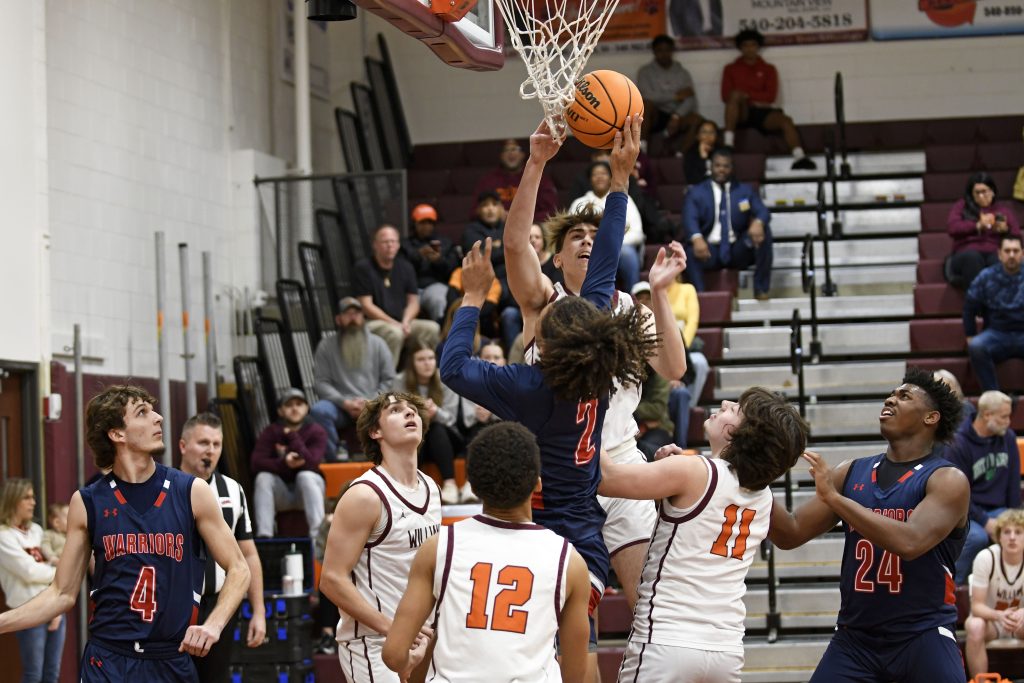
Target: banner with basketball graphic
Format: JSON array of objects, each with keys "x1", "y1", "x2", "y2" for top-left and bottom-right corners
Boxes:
[
  {"x1": 870, "y1": 0, "x2": 1024, "y2": 39},
  {"x1": 595, "y1": 0, "x2": 868, "y2": 50}
]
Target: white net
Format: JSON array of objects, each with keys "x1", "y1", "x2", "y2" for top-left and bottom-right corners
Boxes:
[{"x1": 491, "y1": 0, "x2": 621, "y2": 140}]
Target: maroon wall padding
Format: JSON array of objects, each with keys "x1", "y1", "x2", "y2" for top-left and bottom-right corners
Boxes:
[
  {"x1": 916, "y1": 259, "x2": 946, "y2": 284},
  {"x1": 434, "y1": 194, "x2": 475, "y2": 223},
  {"x1": 919, "y1": 202, "x2": 951, "y2": 232},
  {"x1": 976, "y1": 142, "x2": 1024, "y2": 171},
  {"x1": 462, "y1": 140, "x2": 501, "y2": 167},
  {"x1": 925, "y1": 144, "x2": 976, "y2": 173},
  {"x1": 410, "y1": 142, "x2": 464, "y2": 170},
  {"x1": 448, "y1": 166, "x2": 489, "y2": 195},
  {"x1": 408, "y1": 168, "x2": 451, "y2": 198},
  {"x1": 702, "y1": 270, "x2": 739, "y2": 294},
  {"x1": 909, "y1": 318, "x2": 966, "y2": 353},
  {"x1": 918, "y1": 233, "x2": 952, "y2": 260},
  {"x1": 597, "y1": 647, "x2": 626, "y2": 683},
  {"x1": 924, "y1": 173, "x2": 966, "y2": 202},
  {"x1": 913, "y1": 283, "x2": 964, "y2": 316},
  {"x1": 546, "y1": 161, "x2": 587, "y2": 191},
  {"x1": 655, "y1": 185, "x2": 686, "y2": 213},
  {"x1": 877, "y1": 120, "x2": 926, "y2": 150},
  {"x1": 732, "y1": 153, "x2": 766, "y2": 183},
  {"x1": 653, "y1": 156, "x2": 686, "y2": 185},
  {"x1": 696, "y1": 292, "x2": 732, "y2": 325},
  {"x1": 695, "y1": 327, "x2": 722, "y2": 362},
  {"x1": 596, "y1": 593, "x2": 631, "y2": 637}
]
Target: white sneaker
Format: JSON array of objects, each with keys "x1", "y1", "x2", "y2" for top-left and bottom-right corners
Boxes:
[
  {"x1": 440, "y1": 481, "x2": 460, "y2": 505},
  {"x1": 459, "y1": 482, "x2": 479, "y2": 504}
]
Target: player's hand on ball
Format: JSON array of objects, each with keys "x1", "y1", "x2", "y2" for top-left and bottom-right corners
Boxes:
[
  {"x1": 802, "y1": 451, "x2": 838, "y2": 503},
  {"x1": 529, "y1": 120, "x2": 562, "y2": 164},
  {"x1": 609, "y1": 114, "x2": 642, "y2": 192},
  {"x1": 179, "y1": 623, "x2": 221, "y2": 657},
  {"x1": 648, "y1": 241, "x2": 687, "y2": 291}
]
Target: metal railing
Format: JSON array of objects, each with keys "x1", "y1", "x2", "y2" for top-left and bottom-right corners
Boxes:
[
  {"x1": 834, "y1": 72, "x2": 851, "y2": 179},
  {"x1": 800, "y1": 235, "x2": 824, "y2": 361},
  {"x1": 815, "y1": 183, "x2": 839, "y2": 298}
]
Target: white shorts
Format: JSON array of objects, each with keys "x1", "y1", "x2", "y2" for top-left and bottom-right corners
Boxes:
[
  {"x1": 617, "y1": 641, "x2": 743, "y2": 683},
  {"x1": 598, "y1": 440, "x2": 657, "y2": 556},
  {"x1": 339, "y1": 634, "x2": 399, "y2": 683}
]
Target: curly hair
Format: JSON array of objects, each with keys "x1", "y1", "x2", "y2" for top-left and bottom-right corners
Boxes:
[
  {"x1": 542, "y1": 203, "x2": 603, "y2": 254},
  {"x1": 537, "y1": 297, "x2": 657, "y2": 403},
  {"x1": 86, "y1": 385, "x2": 158, "y2": 470},
  {"x1": 994, "y1": 508, "x2": 1024, "y2": 540},
  {"x1": 356, "y1": 391, "x2": 429, "y2": 466},
  {"x1": 720, "y1": 387, "x2": 809, "y2": 491},
  {"x1": 903, "y1": 366, "x2": 962, "y2": 443},
  {"x1": 466, "y1": 423, "x2": 541, "y2": 510}
]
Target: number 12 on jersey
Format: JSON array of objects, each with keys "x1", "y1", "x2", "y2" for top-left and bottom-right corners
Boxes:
[{"x1": 466, "y1": 562, "x2": 535, "y2": 634}]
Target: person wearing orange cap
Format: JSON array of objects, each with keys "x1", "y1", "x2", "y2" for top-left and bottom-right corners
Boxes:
[{"x1": 401, "y1": 203, "x2": 459, "y2": 323}]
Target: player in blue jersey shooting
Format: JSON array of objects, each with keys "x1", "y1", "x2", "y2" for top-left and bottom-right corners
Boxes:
[
  {"x1": 770, "y1": 367, "x2": 970, "y2": 683},
  {"x1": 0, "y1": 385, "x2": 251, "y2": 682}
]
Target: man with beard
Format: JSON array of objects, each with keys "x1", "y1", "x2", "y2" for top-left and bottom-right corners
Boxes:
[
  {"x1": 0, "y1": 385, "x2": 251, "y2": 682},
  {"x1": 945, "y1": 389, "x2": 1021, "y2": 584},
  {"x1": 310, "y1": 297, "x2": 397, "y2": 459},
  {"x1": 251, "y1": 390, "x2": 328, "y2": 538},
  {"x1": 178, "y1": 412, "x2": 267, "y2": 679},
  {"x1": 354, "y1": 224, "x2": 441, "y2": 367}
]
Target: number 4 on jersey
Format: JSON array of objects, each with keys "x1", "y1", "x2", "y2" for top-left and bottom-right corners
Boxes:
[{"x1": 130, "y1": 565, "x2": 158, "y2": 622}]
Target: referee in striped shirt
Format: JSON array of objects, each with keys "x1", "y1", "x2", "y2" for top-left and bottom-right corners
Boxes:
[{"x1": 179, "y1": 413, "x2": 267, "y2": 681}]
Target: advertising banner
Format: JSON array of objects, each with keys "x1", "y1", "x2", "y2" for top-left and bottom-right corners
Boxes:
[{"x1": 871, "y1": 0, "x2": 1024, "y2": 40}]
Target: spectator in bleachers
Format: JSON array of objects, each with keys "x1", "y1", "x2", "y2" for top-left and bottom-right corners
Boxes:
[
  {"x1": 252, "y1": 389, "x2": 327, "y2": 539},
  {"x1": 569, "y1": 150, "x2": 669, "y2": 244},
  {"x1": 462, "y1": 191, "x2": 522, "y2": 352},
  {"x1": 683, "y1": 119, "x2": 720, "y2": 186},
  {"x1": 570, "y1": 161, "x2": 646, "y2": 290},
  {"x1": 683, "y1": 147, "x2": 773, "y2": 299},
  {"x1": 456, "y1": 341, "x2": 504, "y2": 443},
  {"x1": 946, "y1": 390, "x2": 1021, "y2": 584},
  {"x1": 964, "y1": 508, "x2": 1024, "y2": 678},
  {"x1": 401, "y1": 203, "x2": 459, "y2": 323},
  {"x1": 933, "y1": 369, "x2": 977, "y2": 429},
  {"x1": 721, "y1": 29, "x2": 816, "y2": 171},
  {"x1": 354, "y1": 224, "x2": 441, "y2": 366},
  {"x1": 636, "y1": 34, "x2": 702, "y2": 150},
  {"x1": 473, "y1": 139, "x2": 558, "y2": 222},
  {"x1": 946, "y1": 172, "x2": 1021, "y2": 289},
  {"x1": 310, "y1": 297, "x2": 396, "y2": 457},
  {"x1": 964, "y1": 235, "x2": 1024, "y2": 392},
  {"x1": 530, "y1": 222, "x2": 563, "y2": 287},
  {"x1": 393, "y1": 337, "x2": 469, "y2": 505}
]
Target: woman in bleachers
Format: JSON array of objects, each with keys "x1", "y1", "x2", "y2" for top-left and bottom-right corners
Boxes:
[
  {"x1": 946, "y1": 172, "x2": 1021, "y2": 289},
  {"x1": 393, "y1": 337, "x2": 466, "y2": 504},
  {"x1": 682, "y1": 119, "x2": 720, "y2": 186}
]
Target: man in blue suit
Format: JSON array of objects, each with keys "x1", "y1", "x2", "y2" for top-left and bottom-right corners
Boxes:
[{"x1": 683, "y1": 147, "x2": 773, "y2": 299}]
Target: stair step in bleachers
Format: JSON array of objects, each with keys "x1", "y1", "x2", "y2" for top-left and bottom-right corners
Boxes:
[
  {"x1": 732, "y1": 294, "x2": 914, "y2": 323},
  {"x1": 723, "y1": 322, "x2": 909, "y2": 360},
  {"x1": 758, "y1": 264, "x2": 916, "y2": 298},
  {"x1": 913, "y1": 283, "x2": 964, "y2": 316},
  {"x1": 743, "y1": 585, "x2": 840, "y2": 631},
  {"x1": 715, "y1": 360, "x2": 906, "y2": 400},
  {"x1": 773, "y1": 237, "x2": 918, "y2": 268},
  {"x1": 909, "y1": 317, "x2": 965, "y2": 353},
  {"x1": 741, "y1": 638, "x2": 831, "y2": 683},
  {"x1": 916, "y1": 258, "x2": 945, "y2": 284},
  {"x1": 771, "y1": 206, "x2": 920, "y2": 239},
  {"x1": 765, "y1": 151, "x2": 926, "y2": 181},
  {"x1": 749, "y1": 536, "x2": 843, "y2": 580},
  {"x1": 761, "y1": 178, "x2": 923, "y2": 206},
  {"x1": 919, "y1": 201, "x2": 950, "y2": 231},
  {"x1": 802, "y1": 400, "x2": 891, "y2": 438}
]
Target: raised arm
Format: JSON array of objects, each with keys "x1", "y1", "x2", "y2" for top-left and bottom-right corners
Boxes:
[
  {"x1": 382, "y1": 535, "x2": 438, "y2": 678},
  {"x1": 598, "y1": 450, "x2": 708, "y2": 503},
  {"x1": 183, "y1": 478, "x2": 251, "y2": 657},
  {"x1": 504, "y1": 121, "x2": 562, "y2": 315},
  {"x1": 0, "y1": 492, "x2": 90, "y2": 633},
  {"x1": 644, "y1": 242, "x2": 688, "y2": 380},
  {"x1": 804, "y1": 452, "x2": 969, "y2": 560}
]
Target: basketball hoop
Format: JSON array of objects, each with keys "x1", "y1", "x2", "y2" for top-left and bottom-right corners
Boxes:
[{"x1": 492, "y1": 0, "x2": 621, "y2": 140}]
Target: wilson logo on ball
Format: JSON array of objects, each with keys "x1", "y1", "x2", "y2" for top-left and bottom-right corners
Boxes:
[{"x1": 565, "y1": 70, "x2": 643, "y2": 150}]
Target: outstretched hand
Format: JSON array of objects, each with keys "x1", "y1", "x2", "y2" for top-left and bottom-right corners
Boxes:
[
  {"x1": 609, "y1": 114, "x2": 643, "y2": 193},
  {"x1": 460, "y1": 238, "x2": 496, "y2": 309},
  {"x1": 648, "y1": 241, "x2": 687, "y2": 291},
  {"x1": 803, "y1": 451, "x2": 839, "y2": 505},
  {"x1": 528, "y1": 120, "x2": 562, "y2": 166}
]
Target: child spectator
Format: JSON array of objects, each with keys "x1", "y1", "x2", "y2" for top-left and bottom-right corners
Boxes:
[
  {"x1": 965, "y1": 508, "x2": 1024, "y2": 678},
  {"x1": 40, "y1": 503, "x2": 67, "y2": 564}
]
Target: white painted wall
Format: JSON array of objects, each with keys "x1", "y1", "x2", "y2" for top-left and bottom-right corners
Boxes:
[
  {"x1": 0, "y1": 2, "x2": 50, "y2": 366},
  {"x1": 329, "y1": 14, "x2": 1023, "y2": 144}
]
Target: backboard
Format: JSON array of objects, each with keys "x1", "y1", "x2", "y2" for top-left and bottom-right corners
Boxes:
[{"x1": 352, "y1": 0, "x2": 504, "y2": 71}]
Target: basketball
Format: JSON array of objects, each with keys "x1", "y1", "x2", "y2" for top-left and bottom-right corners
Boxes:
[{"x1": 565, "y1": 70, "x2": 644, "y2": 149}]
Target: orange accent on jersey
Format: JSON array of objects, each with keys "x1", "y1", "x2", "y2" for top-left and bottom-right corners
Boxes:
[
  {"x1": 710, "y1": 504, "x2": 756, "y2": 560},
  {"x1": 190, "y1": 604, "x2": 199, "y2": 626},
  {"x1": 465, "y1": 563, "x2": 536, "y2": 634},
  {"x1": 113, "y1": 489, "x2": 127, "y2": 505},
  {"x1": 944, "y1": 571, "x2": 956, "y2": 605},
  {"x1": 531, "y1": 490, "x2": 544, "y2": 510},
  {"x1": 466, "y1": 562, "x2": 492, "y2": 630},
  {"x1": 897, "y1": 469, "x2": 915, "y2": 484},
  {"x1": 154, "y1": 491, "x2": 167, "y2": 508},
  {"x1": 588, "y1": 585, "x2": 601, "y2": 617}
]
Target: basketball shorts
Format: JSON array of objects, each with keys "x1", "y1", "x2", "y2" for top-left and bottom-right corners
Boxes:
[
  {"x1": 597, "y1": 441, "x2": 657, "y2": 556},
  {"x1": 339, "y1": 634, "x2": 400, "y2": 683},
  {"x1": 618, "y1": 641, "x2": 743, "y2": 683},
  {"x1": 740, "y1": 106, "x2": 781, "y2": 133},
  {"x1": 809, "y1": 625, "x2": 965, "y2": 683},
  {"x1": 80, "y1": 640, "x2": 197, "y2": 682}
]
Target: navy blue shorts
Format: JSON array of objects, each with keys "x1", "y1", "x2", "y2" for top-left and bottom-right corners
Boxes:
[
  {"x1": 809, "y1": 625, "x2": 965, "y2": 683},
  {"x1": 81, "y1": 640, "x2": 197, "y2": 682}
]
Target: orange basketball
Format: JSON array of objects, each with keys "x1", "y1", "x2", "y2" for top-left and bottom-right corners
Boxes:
[{"x1": 565, "y1": 70, "x2": 644, "y2": 149}]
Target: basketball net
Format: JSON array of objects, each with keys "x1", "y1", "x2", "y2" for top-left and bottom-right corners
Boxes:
[{"x1": 491, "y1": 0, "x2": 621, "y2": 141}]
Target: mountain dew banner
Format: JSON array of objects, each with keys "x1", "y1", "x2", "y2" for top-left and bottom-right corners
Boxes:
[
  {"x1": 596, "y1": 0, "x2": 868, "y2": 51},
  {"x1": 870, "y1": 0, "x2": 1024, "y2": 39}
]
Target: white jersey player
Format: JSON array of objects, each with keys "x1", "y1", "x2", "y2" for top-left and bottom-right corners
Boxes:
[
  {"x1": 321, "y1": 392, "x2": 442, "y2": 683},
  {"x1": 600, "y1": 388, "x2": 808, "y2": 683},
  {"x1": 965, "y1": 508, "x2": 1024, "y2": 677},
  {"x1": 383, "y1": 422, "x2": 591, "y2": 683},
  {"x1": 505, "y1": 116, "x2": 687, "y2": 615}
]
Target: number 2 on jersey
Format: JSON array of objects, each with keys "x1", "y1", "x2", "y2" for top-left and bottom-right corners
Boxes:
[
  {"x1": 466, "y1": 563, "x2": 535, "y2": 634},
  {"x1": 853, "y1": 539, "x2": 903, "y2": 593},
  {"x1": 710, "y1": 504, "x2": 756, "y2": 560},
  {"x1": 574, "y1": 399, "x2": 598, "y2": 466},
  {"x1": 130, "y1": 565, "x2": 158, "y2": 622}
]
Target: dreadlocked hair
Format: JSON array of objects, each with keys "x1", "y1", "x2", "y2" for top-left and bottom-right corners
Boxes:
[
  {"x1": 721, "y1": 387, "x2": 809, "y2": 491},
  {"x1": 537, "y1": 296, "x2": 657, "y2": 403},
  {"x1": 902, "y1": 366, "x2": 962, "y2": 443}
]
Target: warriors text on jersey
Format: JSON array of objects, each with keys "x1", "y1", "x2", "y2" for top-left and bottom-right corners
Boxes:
[
  {"x1": 631, "y1": 456, "x2": 771, "y2": 653},
  {"x1": 837, "y1": 453, "x2": 965, "y2": 634},
  {"x1": 428, "y1": 515, "x2": 570, "y2": 682},
  {"x1": 80, "y1": 463, "x2": 204, "y2": 657},
  {"x1": 336, "y1": 467, "x2": 442, "y2": 642}
]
